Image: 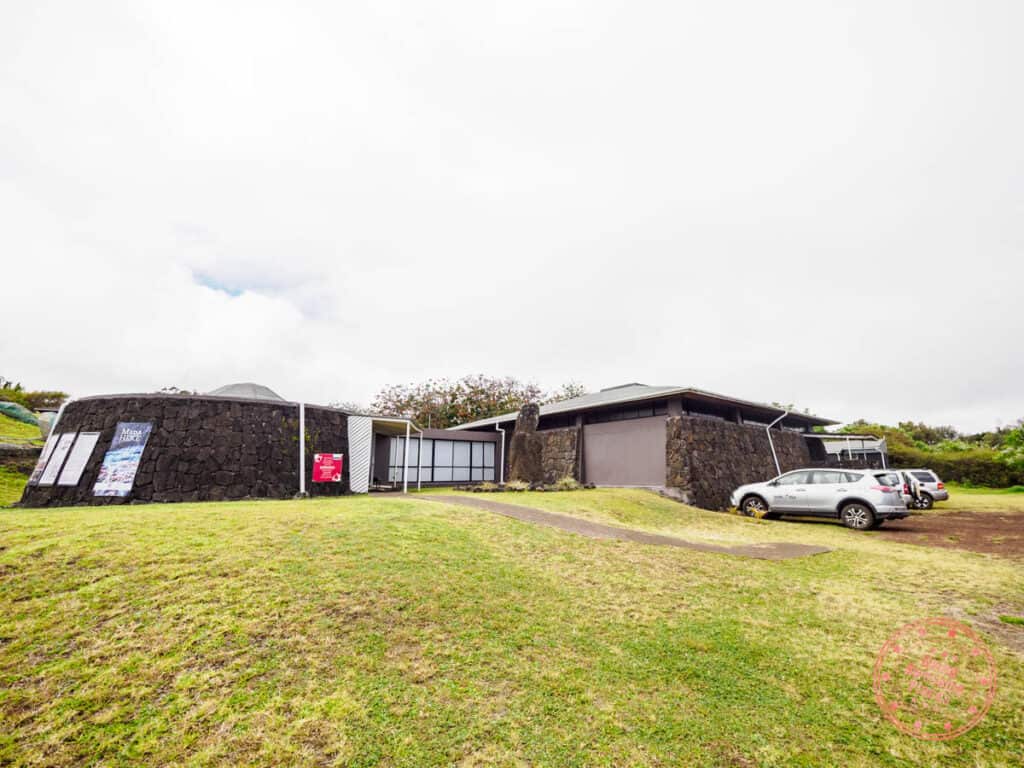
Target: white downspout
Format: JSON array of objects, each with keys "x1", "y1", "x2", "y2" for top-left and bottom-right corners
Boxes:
[
  {"x1": 402, "y1": 421, "x2": 410, "y2": 494},
  {"x1": 766, "y1": 410, "x2": 788, "y2": 476},
  {"x1": 298, "y1": 402, "x2": 307, "y2": 497},
  {"x1": 417, "y1": 431, "x2": 423, "y2": 491},
  {"x1": 495, "y1": 422, "x2": 505, "y2": 484}
]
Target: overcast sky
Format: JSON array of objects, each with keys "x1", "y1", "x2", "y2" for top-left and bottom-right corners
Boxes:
[{"x1": 2, "y1": 1, "x2": 1021, "y2": 432}]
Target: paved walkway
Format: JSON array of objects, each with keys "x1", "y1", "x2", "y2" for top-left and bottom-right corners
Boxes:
[{"x1": 423, "y1": 495, "x2": 831, "y2": 561}]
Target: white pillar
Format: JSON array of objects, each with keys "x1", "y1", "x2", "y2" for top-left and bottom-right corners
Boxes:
[
  {"x1": 299, "y1": 402, "x2": 306, "y2": 496},
  {"x1": 417, "y1": 431, "x2": 423, "y2": 491},
  {"x1": 402, "y1": 421, "x2": 410, "y2": 494}
]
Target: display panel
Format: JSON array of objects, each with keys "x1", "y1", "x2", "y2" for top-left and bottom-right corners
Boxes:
[
  {"x1": 40, "y1": 432, "x2": 76, "y2": 486},
  {"x1": 57, "y1": 432, "x2": 101, "y2": 486},
  {"x1": 93, "y1": 422, "x2": 153, "y2": 497}
]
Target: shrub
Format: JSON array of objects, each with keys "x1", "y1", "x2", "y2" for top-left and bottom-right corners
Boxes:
[
  {"x1": 888, "y1": 445, "x2": 1024, "y2": 487},
  {"x1": 551, "y1": 476, "x2": 581, "y2": 491},
  {"x1": 504, "y1": 480, "x2": 529, "y2": 492}
]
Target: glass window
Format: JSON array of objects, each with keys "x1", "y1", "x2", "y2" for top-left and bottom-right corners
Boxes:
[
  {"x1": 420, "y1": 468, "x2": 433, "y2": 483},
  {"x1": 471, "y1": 468, "x2": 483, "y2": 481},
  {"x1": 483, "y1": 443, "x2": 495, "y2": 466},
  {"x1": 434, "y1": 467, "x2": 453, "y2": 482},
  {"x1": 844, "y1": 472, "x2": 863, "y2": 483},
  {"x1": 434, "y1": 440, "x2": 453, "y2": 467},
  {"x1": 483, "y1": 468, "x2": 495, "y2": 481},
  {"x1": 912, "y1": 471, "x2": 936, "y2": 482},
  {"x1": 812, "y1": 471, "x2": 845, "y2": 484},
  {"x1": 776, "y1": 471, "x2": 811, "y2": 486},
  {"x1": 388, "y1": 438, "x2": 397, "y2": 466},
  {"x1": 453, "y1": 442, "x2": 471, "y2": 467},
  {"x1": 421, "y1": 439, "x2": 433, "y2": 466},
  {"x1": 472, "y1": 443, "x2": 483, "y2": 466},
  {"x1": 453, "y1": 467, "x2": 470, "y2": 482},
  {"x1": 406, "y1": 439, "x2": 419, "y2": 465}
]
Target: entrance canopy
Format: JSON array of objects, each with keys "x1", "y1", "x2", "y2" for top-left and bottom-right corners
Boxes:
[{"x1": 370, "y1": 417, "x2": 424, "y2": 492}]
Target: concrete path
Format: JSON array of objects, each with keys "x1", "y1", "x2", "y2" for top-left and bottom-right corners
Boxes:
[{"x1": 423, "y1": 495, "x2": 831, "y2": 561}]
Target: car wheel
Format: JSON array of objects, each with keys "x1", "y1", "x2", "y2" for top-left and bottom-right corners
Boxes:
[
  {"x1": 914, "y1": 494, "x2": 934, "y2": 510},
  {"x1": 840, "y1": 503, "x2": 876, "y2": 530},
  {"x1": 741, "y1": 495, "x2": 769, "y2": 517}
]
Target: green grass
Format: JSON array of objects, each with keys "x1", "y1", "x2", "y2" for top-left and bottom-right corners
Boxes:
[
  {"x1": 0, "y1": 413, "x2": 41, "y2": 446},
  {"x1": 937, "y1": 484, "x2": 1024, "y2": 514},
  {"x1": 1, "y1": 491, "x2": 1022, "y2": 766},
  {"x1": 0, "y1": 467, "x2": 28, "y2": 507}
]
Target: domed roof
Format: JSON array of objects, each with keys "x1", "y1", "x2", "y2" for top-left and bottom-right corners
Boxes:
[{"x1": 207, "y1": 382, "x2": 286, "y2": 401}]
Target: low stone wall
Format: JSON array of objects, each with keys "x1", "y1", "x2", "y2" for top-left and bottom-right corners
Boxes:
[
  {"x1": 18, "y1": 394, "x2": 350, "y2": 507},
  {"x1": 0, "y1": 444, "x2": 40, "y2": 475},
  {"x1": 666, "y1": 416, "x2": 811, "y2": 510}
]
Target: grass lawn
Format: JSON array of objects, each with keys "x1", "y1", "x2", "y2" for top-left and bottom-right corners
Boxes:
[
  {"x1": 0, "y1": 413, "x2": 42, "y2": 446},
  {"x1": 1, "y1": 491, "x2": 1022, "y2": 767},
  {"x1": 941, "y1": 484, "x2": 1024, "y2": 514},
  {"x1": 0, "y1": 467, "x2": 29, "y2": 507}
]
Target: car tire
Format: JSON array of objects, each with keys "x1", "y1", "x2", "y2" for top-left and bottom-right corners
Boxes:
[
  {"x1": 840, "y1": 503, "x2": 876, "y2": 530},
  {"x1": 741, "y1": 495, "x2": 769, "y2": 518},
  {"x1": 914, "y1": 494, "x2": 934, "y2": 510}
]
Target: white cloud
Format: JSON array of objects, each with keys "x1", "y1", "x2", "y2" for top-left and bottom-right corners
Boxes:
[{"x1": 1, "y1": 0, "x2": 1021, "y2": 431}]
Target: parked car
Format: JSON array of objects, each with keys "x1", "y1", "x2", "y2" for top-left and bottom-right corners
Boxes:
[
  {"x1": 894, "y1": 468, "x2": 949, "y2": 509},
  {"x1": 730, "y1": 468, "x2": 908, "y2": 530}
]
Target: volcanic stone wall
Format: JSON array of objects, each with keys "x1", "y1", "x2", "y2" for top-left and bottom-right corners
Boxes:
[
  {"x1": 18, "y1": 394, "x2": 350, "y2": 507},
  {"x1": 666, "y1": 416, "x2": 811, "y2": 510},
  {"x1": 539, "y1": 427, "x2": 581, "y2": 484},
  {"x1": 507, "y1": 403, "x2": 581, "y2": 485}
]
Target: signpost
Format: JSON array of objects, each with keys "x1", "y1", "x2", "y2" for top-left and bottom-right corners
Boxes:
[{"x1": 313, "y1": 453, "x2": 344, "y2": 483}]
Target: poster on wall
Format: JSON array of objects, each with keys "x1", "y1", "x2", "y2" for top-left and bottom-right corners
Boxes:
[
  {"x1": 39, "y1": 432, "x2": 77, "y2": 486},
  {"x1": 28, "y1": 431, "x2": 61, "y2": 485},
  {"x1": 57, "y1": 432, "x2": 101, "y2": 486},
  {"x1": 93, "y1": 422, "x2": 153, "y2": 497},
  {"x1": 313, "y1": 453, "x2": 344, "y2": 483}
]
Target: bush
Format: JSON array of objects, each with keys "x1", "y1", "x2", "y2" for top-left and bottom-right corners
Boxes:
[
  {"x1": 551, "y1": 476, "x2": 581, "y2": 491},
  {"x1": 889, "y1": 445, "x2": 1024, "y2": 488},
  {"x1": 504, "y1": 480, "x2": 530, "y2": 492}
]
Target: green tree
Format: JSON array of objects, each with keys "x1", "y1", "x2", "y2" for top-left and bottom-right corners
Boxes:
[{"x1": 370, "y1": 375, "x2": 584, "y2": 429}]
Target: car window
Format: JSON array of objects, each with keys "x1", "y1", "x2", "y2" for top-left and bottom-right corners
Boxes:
[
  {"x1": 776, "y1": 471, "x2": 812, "y2": 486},
  {"x1": 912, "y1": 471, "x2": 936, "y2": 482},
  {"x1": 874, "y1": 472, "x2": 900, "y2": 486},
  {"x1": 812, "y1": 470, "x2": 846, "y2": 484},
  {"x1": 843, "y1": 472, "x2": 863, "y2": 483}
]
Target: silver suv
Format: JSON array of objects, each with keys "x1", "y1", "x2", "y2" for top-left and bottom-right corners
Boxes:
[
  {"x1": 897, "y1": 468, "x2": 949, "y2": 509},
  {"x1": 730, "y1": 468, "x2": 909, "y2": 530}
]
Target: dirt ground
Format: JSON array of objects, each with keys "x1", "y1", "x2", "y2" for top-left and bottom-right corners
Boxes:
[{"x1": 876, "y1": 510, "x2": 1024, "y2": 557}]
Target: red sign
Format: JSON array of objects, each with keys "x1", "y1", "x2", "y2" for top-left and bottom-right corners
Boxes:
[{"x1": 313, "y1": 453, "x2": 344, "y2": 483}]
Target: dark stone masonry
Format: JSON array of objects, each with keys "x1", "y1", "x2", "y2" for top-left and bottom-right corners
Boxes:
[
  {"x1": 508, "y1": 403, "x2": 582, "y2": 485},
  {"x1": 538, "y1": 427, "x2": 581, "y2": 484},
  {"x1": 665, "y1": 415, "x2": 811, "y2": 510},
  {"x1": 18, "y1": 394, "x2": 349, "y2": 507}
]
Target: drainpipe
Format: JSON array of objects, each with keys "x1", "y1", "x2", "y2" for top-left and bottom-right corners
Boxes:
[
  {"x1": 766, "y1": 410, "x2": 788, "y2": 476},
  {"x1": 495, "y1": 422, "x2": 505, "y2": 484}
]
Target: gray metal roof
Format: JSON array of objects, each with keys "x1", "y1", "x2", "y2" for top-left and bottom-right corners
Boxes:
[
  {"x1": 449, "y1": 383, "x2": 837, "y2": 430},
  {"x1": 207, "y1": 382, "x2": 286, "y2": 402}
]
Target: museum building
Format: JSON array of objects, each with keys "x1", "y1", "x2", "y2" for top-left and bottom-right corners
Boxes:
[{"x1": 18, "y1": 381, "x2": 878, "y2": 511}]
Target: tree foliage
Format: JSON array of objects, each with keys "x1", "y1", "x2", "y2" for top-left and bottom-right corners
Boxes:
[
  {"x1": 0, "y1": 376, "x2": 68, "y2": 410},
  {"x1": 839, "y1": 418, "x2": 1024, "y2": 486},
  {"x1": 370, "y1": 375, "x2": 585, "y2": 429}
]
